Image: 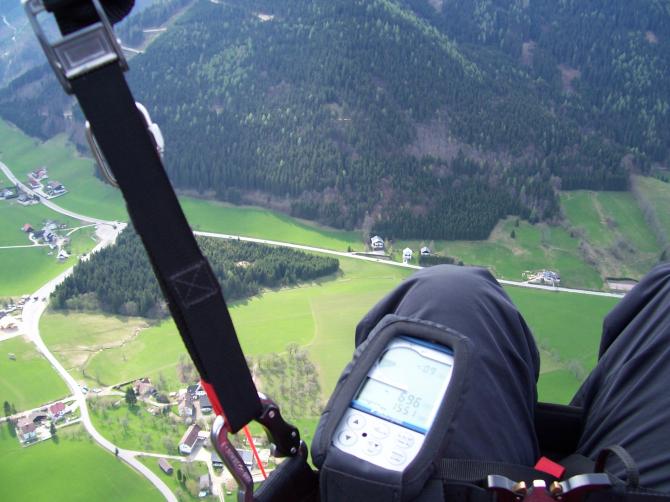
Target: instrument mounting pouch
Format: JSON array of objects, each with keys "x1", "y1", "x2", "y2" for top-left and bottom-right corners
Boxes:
[{"x1": 312, "y1": 314, "x2": 473, "y2": 502}]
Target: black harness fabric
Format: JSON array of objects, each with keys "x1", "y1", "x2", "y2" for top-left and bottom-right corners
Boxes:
[{"x1": 69, "y1": 64, "x2": 261, "y2": 431}]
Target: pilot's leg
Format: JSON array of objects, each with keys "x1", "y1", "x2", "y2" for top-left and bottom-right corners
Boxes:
[
  {"x1": 572, "y1": 263, "x2": 670, "y2": 491},
  {"x1": 355, "y1": 265, "x2": 540, "y2": 465}
]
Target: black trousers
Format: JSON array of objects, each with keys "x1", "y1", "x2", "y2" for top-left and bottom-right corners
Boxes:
[{"x1": 355, "y1": 264, "x2": 670, "y2": 491}]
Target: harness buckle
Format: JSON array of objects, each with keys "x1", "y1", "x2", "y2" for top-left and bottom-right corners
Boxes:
[{"x1": 23, "y1": 0, "x2": 127, "y2": 94}]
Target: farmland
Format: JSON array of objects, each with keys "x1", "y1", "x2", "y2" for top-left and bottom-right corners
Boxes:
[
  {"x1": 0, "y1": 424, "x2": 162, "y2": 501},
  {"x1": 0, "y1": 336, "x2": 69, "y2": 412}
]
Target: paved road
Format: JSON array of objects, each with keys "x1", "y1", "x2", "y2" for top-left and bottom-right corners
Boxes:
[
  {"x1": 0, "y1": 161, "x2": 112, "y2": 225},
  {"x1": 194, "y1": 231, "x2": 625, "y2": 299},
  {"x1": 18, "y1": 224, "x2": 177, "y2": 502}
]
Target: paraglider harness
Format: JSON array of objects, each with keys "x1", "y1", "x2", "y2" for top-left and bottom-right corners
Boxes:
[{"x1": 24, "y1": 1, "x2": 670, "y2": 500}]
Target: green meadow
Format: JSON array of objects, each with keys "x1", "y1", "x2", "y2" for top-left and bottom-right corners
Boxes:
[
  {"x1": 138, "y1": 456, "x2": 213, "y2": 502},
  {"x1": 395, "y1": 218, "x2": 604, "y2": 290},
  {"x1": 0, "y1": 424, "x2": 162, "y2": 501},
  {"x1": 181, "y1": 198, "x2": 362, "y2": 251},
  {"x1": 560, "y1": 190, "x2": 661, "y2": 278},
  {"x1": 0, "y1": 336, "x2": 69, "y2": 412},
  {"x1": 634, "y1": 175, "x2": 670, "y2": 240},
  {"x1": 41, "y1": 256, "x2": 618, "y2": 404}
]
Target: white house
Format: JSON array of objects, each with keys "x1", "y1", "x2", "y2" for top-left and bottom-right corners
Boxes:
[
  {"x1": 370, "y1": 236, "x2": 384, "y2": 251},
  {"x1": 402, "y1": 248, "x2": 413, "y2": 264},
  {"x1": 178, "y1": 424, "x2": 202, "y2": 455}
]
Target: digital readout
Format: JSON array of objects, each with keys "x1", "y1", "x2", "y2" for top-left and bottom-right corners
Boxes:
[{"x1": 352, "y1": 338, "x2": 453, "y2": 433}]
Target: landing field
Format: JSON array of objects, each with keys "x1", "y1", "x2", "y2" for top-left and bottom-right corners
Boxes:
[
  {"x1": 0, "y1": 336, "x2": 69, "y2": 412},
  {"x1": 41, "y1": 256, "x2": 618, "y2": 404},
  {"x1": 0, "y1": 424, "x2": 162, "y2": 501},
  {"x1": 0, "y1": 120, "x2": 126, "y2": 221}
]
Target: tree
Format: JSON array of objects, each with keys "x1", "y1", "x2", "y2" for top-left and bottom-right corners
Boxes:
[
  {"x1": 3, "y1": 400, "x2": 10, "y2": 417},
  {"x1": 125, "y1": 387, "x2": 137, "y2": 408},
  {"x1": 510, "y1": 229, "x2": 516, "y2": 239}
]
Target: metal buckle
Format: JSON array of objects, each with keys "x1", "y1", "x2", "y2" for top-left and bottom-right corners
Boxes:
[{"x1": 23, "y1": 0, "x2": 128, "y2": 94}]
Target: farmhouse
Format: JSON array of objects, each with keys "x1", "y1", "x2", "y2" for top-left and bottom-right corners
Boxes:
[
  {"x1": 22, "y1": 223, "x2": 33, "y2": 233},
  {"x1": 48, "y1": 403, "x2": 66, "y2": 420},
  {"x1": 402, "y1": 248, "x2": 413, "y2": 264},
  {"x1": 237, "y1": 449, "x2": 255, "y2": 469},
  {"x1": 211, "y1": 451, "x2": 224, "y2": 469},
  {"x1": 420, "y1": 246, "x2": 431, "y2": 256},
  {"x1": 370, "y1": 235, "x2": 384, "y2": 251},
  {"x1": 199, "y1": 474, "x2": 212, "y2": 497},
  {"x1": 133, "y1": 378, "x2": 156, "y2": 398},
  {"x1": 199, "y1": 394, "x2": 213, "y2": 414},
  {"x1": 29, "y1": 167, "x2": 48, "y2": 180},
  {"x1": 17, "y1": 418, "x2": 37, "y2": 442},
  {"x1": 45, "y1": 181, "x2": 66, "y2": 196},
  {"x1": 178, "y1": 393, "x2": 195, "y2": 418},
  {"x1": 27, "y1": 178, "x2": 41, "y2": 190},
  {"x1": 178, "y1": 424, "x2": 201, "y2": 455},
  {"x1": 158, "y1": 458, "x2": 174, "y2": 475}
]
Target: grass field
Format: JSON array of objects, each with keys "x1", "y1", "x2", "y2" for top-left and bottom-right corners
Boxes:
[
  {"x1": 634, "y1": 176, "x2": 670, "y2": 242},
  {"x1": 0, "y1": 336, "x2": 69, "y2": 412},
  {"x1": 395, "y1": 218, "x2": 605, "y2": 290},
  {"x1": 560, "y1": 190, "x2": 661, "y2": 279},
  {"x1": 0, "y1": 120, "x2": 126, "y2": 221},
  {"x1": 0, "y1": 424, "x2": 162, "y2": 501},
  {"x1": 181, "y1": 198, "x2": 362, "y2": 251},
  {"x1": 42, "y1": 256, "x2": 618, "y2": 405}
]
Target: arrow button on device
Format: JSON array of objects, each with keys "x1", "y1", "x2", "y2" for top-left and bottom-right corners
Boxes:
[{"x1": 338, "y1": 430, "x2": 357, "y2": 447}]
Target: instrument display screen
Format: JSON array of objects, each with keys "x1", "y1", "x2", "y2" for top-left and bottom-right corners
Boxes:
[{"x1": 352, "y1": 337, "x2": 454, "y2": 433}]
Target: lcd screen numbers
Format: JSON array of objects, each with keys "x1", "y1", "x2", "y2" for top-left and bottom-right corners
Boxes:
[{"x1": 352, "y1": 337, "x2": 454, "y2": 433}]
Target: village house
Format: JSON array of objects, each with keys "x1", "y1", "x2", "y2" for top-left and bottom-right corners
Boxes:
[
  {"x1": 178, "y1": 393, "x2": 195, "y2": 418},
  {"x1": 199, "y1": 394, "x2": 213, "y2": 414},
  {"x1": 420, "y1": 246, "x2": 431, "y2": 256},
  {"x1": 22, "y1": 223, "x2": 33, "y2": 233},
  {"x1": 237, "y1": 449, "x2": 255, "y2": 470},
  {"x1": 370, "y1": 235, "x2": 384, "y2": 251},
  {"x1": 199, "y1": 474, "x2": 212, "y2": 497},
  {"x1": 49, "y1": 402, "x2": 68, "y2": 421},
  {"x1": 29, "y1": 167, "x2": 48, "y2": 180},
  {"x1": 133, "y1": 378, "x2": 156, "y2": 398},
  {"x1": 402, "y1": 248, "x2": 413, "y2": 264},
  {"x1": 45, "y1": 181, "x2": 66, "y2": 196},
  {"x1": 178, "y1": 424, "x2": 201, "y2": 455},
  {"x1": 27, "y1": 178, "x2": 41, "y2": 190},
  {"x1": 17, "y1": 417, "x2": 37, "y2": 443},
  {"x1": 158, "y1": 458, "x2": 174, "y2": 475},
  {"x1": 211, "y1": 451, "x2": 224, "y2": 469}
]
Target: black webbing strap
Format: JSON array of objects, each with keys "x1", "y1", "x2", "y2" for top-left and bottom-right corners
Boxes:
[
  {"x1": 437, "y1": 458, "x2": 558, "y2": 484},
  {"x1": 60, "y1": 52, "x2": 260, "y2": 429}
]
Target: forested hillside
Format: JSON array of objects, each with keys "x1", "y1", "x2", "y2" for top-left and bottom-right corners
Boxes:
[
  {"x1": 52, "y1": 228, "x2": 339, "y2": 317},
  {"x1": 2, "y1": 0, "x2": 667, "y2": 240}
]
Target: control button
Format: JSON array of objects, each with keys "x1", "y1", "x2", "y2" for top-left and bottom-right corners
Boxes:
[
  {"x1": 337, "y1": 430, "x2": 357, "y2": 447},
  {"x1": 347, "y1": 414, "x2": 366, "y2": 430},
  {"x1": 365, "y1": 440, "x2": 382, "y2": 456},
  {"x1": 371, "y1": 423, "x2": 389, "y2": 439},
  {"x1": 395, "y1": 434, "x2": 415, "y2": 449},
  {"x1": 388, "y1": 450, "x2": 407, "y2": 466}
]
